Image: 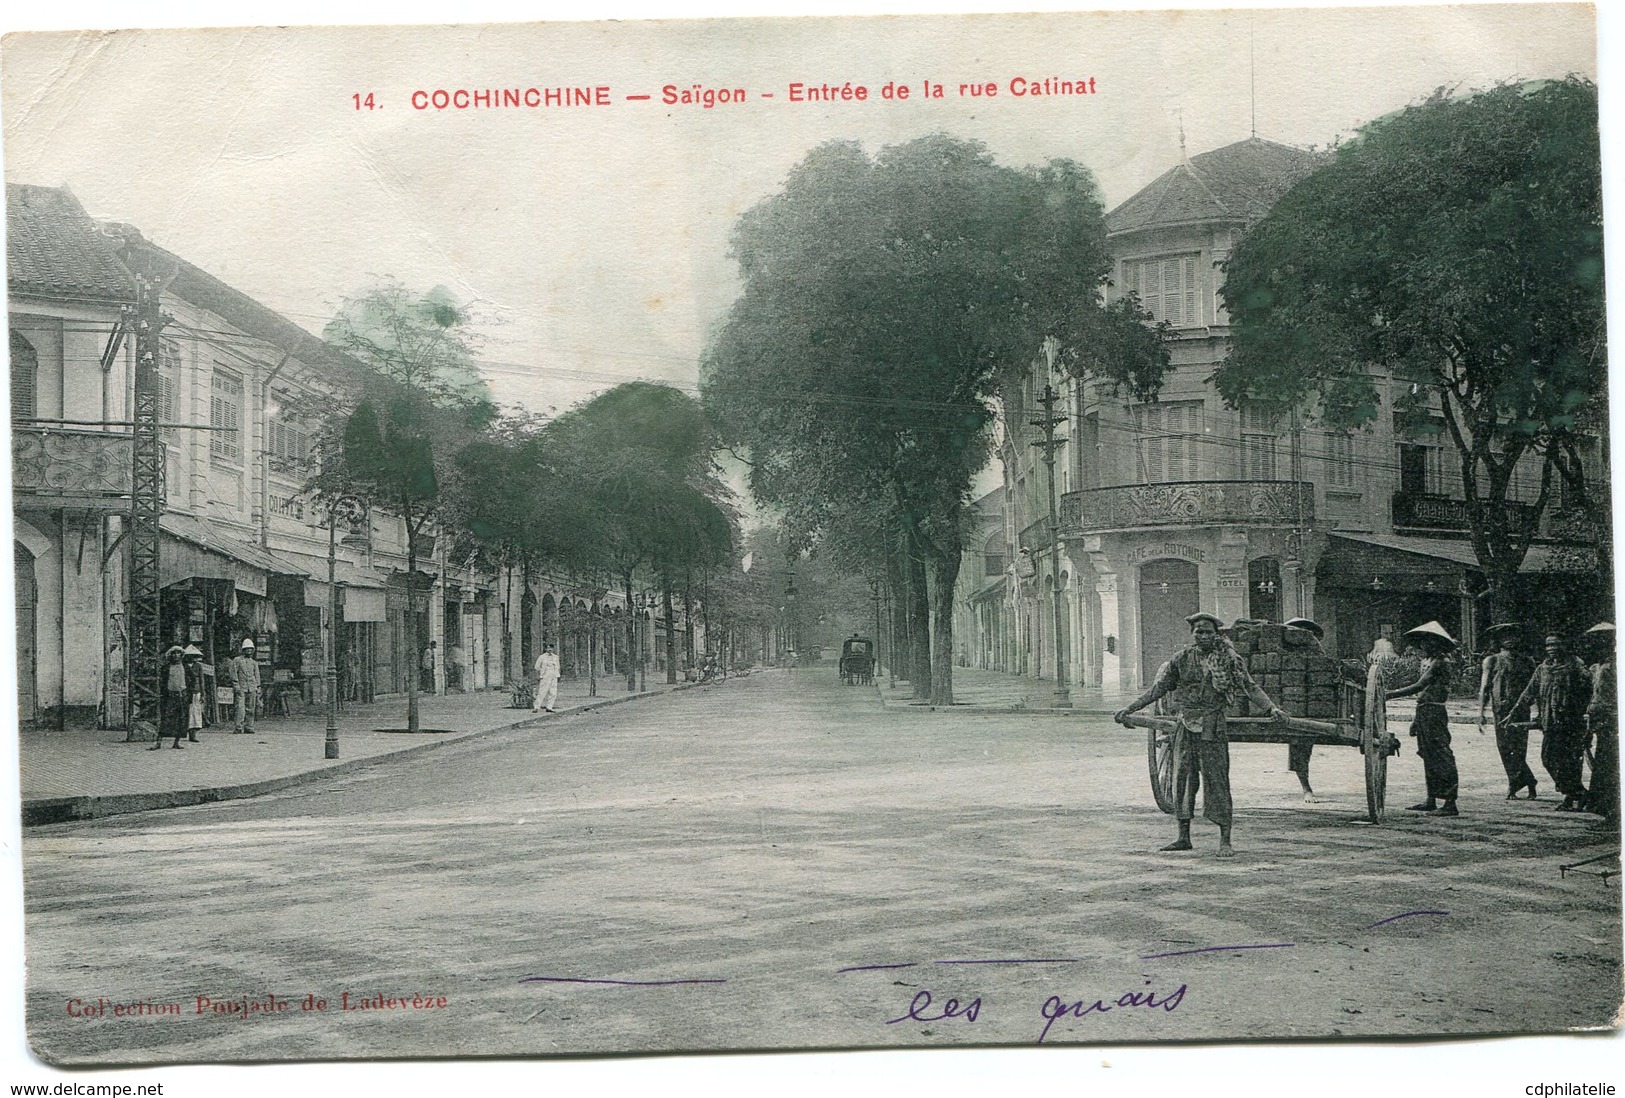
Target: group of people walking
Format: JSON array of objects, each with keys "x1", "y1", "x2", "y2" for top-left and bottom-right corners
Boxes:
[
  {"x1": 1116, "y1": 610, "x2": 1618, "y2": 857},
  {"x1": 150, "y1": 638, "x2": 263, "y2": 750},
  {"x1": 1478, "y1": 622, "x2": 1617, "y2": 816}
]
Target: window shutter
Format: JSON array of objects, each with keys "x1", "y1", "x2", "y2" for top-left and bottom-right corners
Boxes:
[{"x1": 1182, "y1": 255, "x2": 1198, "y2": 325}]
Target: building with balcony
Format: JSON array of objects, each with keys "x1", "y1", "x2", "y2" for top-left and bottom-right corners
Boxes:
[
  {"x1": 967, "y1": 136, "x2": 1606, "y2": 697},
  {"x1": 9, "y1": 184, "x2": 659, "y2": 730}
]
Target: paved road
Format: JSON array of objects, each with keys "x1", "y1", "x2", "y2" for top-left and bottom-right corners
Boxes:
[{"x1": 22, "y1": 667, "x2": 1621, "y2": 1064}]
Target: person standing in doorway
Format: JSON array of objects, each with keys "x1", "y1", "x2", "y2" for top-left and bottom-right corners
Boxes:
[
  {"x1": 230, "y1": 639, "x2": 261, "y2": 735},
  {"x1": 533, "y1": 641, "x2": 560, "y2": 713},
  {"x1": 151, "y1": 645, "x2": 189, "y2": 750},
  {"x1": 1386, "y1": 621, "x2": 1461, "y2": 816},
  {"x1": 182, "y1": 645, "x2": 205, "y2": 743},
  {"x1": 1478, "y1": 624, "x2": 1538, "y2": 799},
  {"x1": 1114, "y1": 612, "x2": 1286, "y2": 859},
  {"x1": 1516, "y1": 633, "x2": 1594, "y2": 811},
  {"x1": 421, "y1": 640, "x2": 437, "y2": 694}
]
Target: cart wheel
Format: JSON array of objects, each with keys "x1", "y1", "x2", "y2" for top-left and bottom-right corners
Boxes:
[
  {"x1": 1147, "y1": 726, "x2": 1176, "y2": 815},
  {"x1": 1362, "y1": 663, "x2": 1389, "y2": 824}
]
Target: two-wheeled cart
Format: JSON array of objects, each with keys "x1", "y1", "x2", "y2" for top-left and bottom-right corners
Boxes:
[{"x1": 1119, "y1": 663, "x2": 1402, "y2": 823}]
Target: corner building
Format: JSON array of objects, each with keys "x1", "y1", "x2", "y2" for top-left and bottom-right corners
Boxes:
[{"x1": 981, "y1": 136, "x2": 1606, "y2": 697}]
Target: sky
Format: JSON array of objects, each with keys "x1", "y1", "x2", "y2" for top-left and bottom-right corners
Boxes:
[
  {"x1": 1, "y1": 2, "x2": 1622, "y2": 1096},
  {"x1": 1, "y1": 3, "x2": 1605, "y2": 419}
]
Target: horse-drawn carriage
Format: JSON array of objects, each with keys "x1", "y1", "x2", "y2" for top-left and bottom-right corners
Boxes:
[
  {"x1": 1119, "y1": 661, "x2": 1403, "y2": 824},
  {"x1": 839, "y1": 636, "x2": 875, "y2": 686}
]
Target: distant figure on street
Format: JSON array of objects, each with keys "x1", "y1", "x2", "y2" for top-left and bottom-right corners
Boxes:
[
  {"x1": 151, "y1": 645, "x2": 189, "y2": 750},
  {"x1": 533, "y1": 642, "x2": 560, "y2": 713},
  {"x1": 1516, "y1": 633, "x2": 1593, "y2": 811},
  {"x1": 1115, "y1": 612, "x2": 1285, "y2": 859},
  {"x1": 1477, "y1": 623, "x2": 1538, "y2": 799},
  {"x1": 1584, "y1": 623, "x2": 1617, "y2": 821},
  {"x1": 182, "y1": 645, "x2": 205, "y2": 743},
  {"x1": 448, "y1": 643, "x2": 465, "y2": 692},
  {"x1": 1283, "y1": 617, "x2": 1324, "y2": 802},
  {"x1": 1386, "y1": 621, "x2": 1460, "y2": 817},
  {"x1": 421, "y1": 640, "x2": 437, "y2": 693},
  {"x1": 229, "y1": 639, "x2": 261, "y2": 735}
]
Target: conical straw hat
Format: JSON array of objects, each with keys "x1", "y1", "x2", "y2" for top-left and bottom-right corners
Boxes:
[{"x1": 1402, "y1": 620, "x2": 1457, "y2": 649}]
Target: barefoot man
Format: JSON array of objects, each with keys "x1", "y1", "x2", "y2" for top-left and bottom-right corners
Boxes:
[{"x1": 1115, "y1": 612, "x2": 1286, "y2": 858}]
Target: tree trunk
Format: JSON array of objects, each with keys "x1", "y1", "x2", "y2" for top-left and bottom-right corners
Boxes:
[
  {"x1": 683, "y1": 581, "x2": 695, "y2": 672},
  {"x1": 928, "y1": 552, "x2": 959, "y2": 706},
  {"x1": 588, "y1": 600, "x2": 598, "y2": 698},
  {"x1": 405, "y1": 519, "x2": 421, "y2": 733},
  {"x1": 904, "y1": 545, "x2": 931, "y2": 700},
  {"x1": 664, "y1": 583, "x2": 677, "y2": 684},
  {"x1": 623, "y1": 570, "x2": 637, "y2": 692},
  {"x1": 885, "y1": 552, "x2": 906, "y2": 685}
]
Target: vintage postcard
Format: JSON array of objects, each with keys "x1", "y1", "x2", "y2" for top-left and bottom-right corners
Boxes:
[{"x1": 2, "y1": 0, "x2": 1620, "y2": 1089}]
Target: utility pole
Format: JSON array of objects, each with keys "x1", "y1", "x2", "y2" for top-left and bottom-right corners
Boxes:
[
  {"x1": 871, "y1": 580, "x2": 883, "y2": 677},
  {"x1": 115, "y1": 231, "x2": 176, "y2": 740},
  {"x1": 1032, "y1": 338, "x2": 1072, "y2": 709}
]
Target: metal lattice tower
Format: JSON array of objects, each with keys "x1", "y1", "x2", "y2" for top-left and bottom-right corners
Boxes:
[{"x1": 120, "y1": 238, "x2": 173, "y2": 738}]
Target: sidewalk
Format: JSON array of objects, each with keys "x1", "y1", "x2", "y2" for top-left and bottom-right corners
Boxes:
[
  {"x1": 21, "y1": 676, "x2": 689, "y2": 826},
  {"x1": 874, "y1": 664, "x2": 1133, "y2": 714}
]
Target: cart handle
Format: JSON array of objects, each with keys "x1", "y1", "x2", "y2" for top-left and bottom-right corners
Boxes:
[{"x1": 1118, "y1": 712, "x2": 1345, "y2": 736}]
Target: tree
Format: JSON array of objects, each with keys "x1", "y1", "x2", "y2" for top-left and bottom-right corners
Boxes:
[
  {"x1": 703, "y1": 135, "x2": 1167, "y2": 704},
  {"x1": 313, "y1": 280, "x2": 495, "y2": 730},
  {"x1": 1216, "y1": 78, "x2": 1607, "y2": 612},
  {"x1": 539, "y1": 383, "x2": 737, "y2": 690}
]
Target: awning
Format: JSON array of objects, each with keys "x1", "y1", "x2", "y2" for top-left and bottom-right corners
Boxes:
[
  {"x1": 160, "y1": 514, "x2": 310, "y2": 596},
  {"x1": 1322, "y1": 532, "x2": 1596, "y2": 590},
  {"x1": 274, "y1": 552, "x2": 392, "y2": 608}
]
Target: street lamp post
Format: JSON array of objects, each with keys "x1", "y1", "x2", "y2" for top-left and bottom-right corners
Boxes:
[
  {"x1": 325, "y1": 496, "x2": 366, "y2": 759},
  {"x1": 637, "y1": 592, "x2": 649, "y2": 692},
  {"x1": 1032, "y1": 337, "x2": 1072, "y2": 709},
  {"x1": 870, "y1": 580, "x2": 883, "y2": 678},
  {"x1": 785, "y1": 563, "x2": 798, "y2": 668}
]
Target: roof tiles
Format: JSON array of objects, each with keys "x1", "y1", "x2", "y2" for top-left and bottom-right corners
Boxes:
[
  {"x1": 6, "y1": 183, "x2": 135, "y2": 303},
  {"x1": 1107, "y1": 137, "x2": 1320, "y2": 235}
]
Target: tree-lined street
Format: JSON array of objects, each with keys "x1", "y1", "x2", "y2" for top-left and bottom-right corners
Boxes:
[{"x1": 23, "y1": 667, "x2": 1619, "y2": 1063}]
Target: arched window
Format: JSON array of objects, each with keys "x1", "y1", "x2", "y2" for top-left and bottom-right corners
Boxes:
[{"x1": 10, "y1": 330, "x2": 39, "y2": 421}]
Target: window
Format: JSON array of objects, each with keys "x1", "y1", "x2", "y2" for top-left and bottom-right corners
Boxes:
[
  {"x1": 1136, "y1": 400, "x2": 1205, "y2": 482},
  {"x1": 1122, "y1": 254, "x2": 1201, "y2": 327},
  {"x1": 1240, "y1": 404, "x2": 1280, "y2": 481},
  {"x1": 1397, "y1": 416, "x2": 1453, "y2": 497},
  {"x1": 210, "y1": 369, "x2": 242, "y2": 463},
  {"x1": 269, "y1": 416, "x2": 310, "y2": 473},
  {"x1": 1324, "y1": 432, "x2": 1358, "y2": 489},
  {"x1": 157, "y1": 341, "x2": 180, "y2": 422},
  {"x1": 10, "y1": 330, "x2": 38, "y2": 421}
]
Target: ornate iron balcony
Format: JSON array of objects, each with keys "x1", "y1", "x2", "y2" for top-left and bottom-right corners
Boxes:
[
  {"x1": 1062, "y1": 480, "x2": 1315, "y2": 534},
  {"x1": 12, "y1": 427, "x2": 133, "y2": 502}
]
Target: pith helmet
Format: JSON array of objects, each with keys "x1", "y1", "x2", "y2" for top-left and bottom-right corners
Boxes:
[
  {"x1": 1403, "y1": 621, "x2": 1457, "y2": 650},
  {"x1": 241, "y1": 639, "x2": 256, "y2": 650},
  {"x1": 1284, "y1": 617, "x2": 1324, "y2": 640}
]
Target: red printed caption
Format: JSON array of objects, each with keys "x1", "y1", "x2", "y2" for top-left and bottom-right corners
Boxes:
[
  {"x1": 353, "y1": 75, "x2": 1098, "y2": 112},
  {"x1": 65, "y1": 992, "x2": 449, "y2": 1019}
]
